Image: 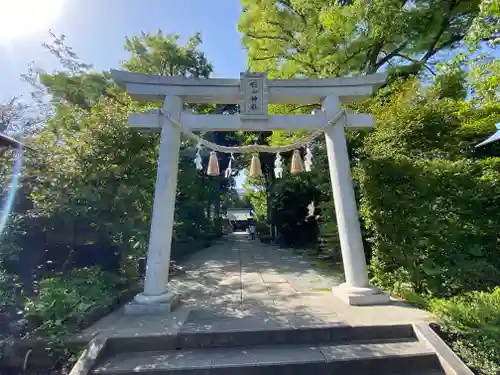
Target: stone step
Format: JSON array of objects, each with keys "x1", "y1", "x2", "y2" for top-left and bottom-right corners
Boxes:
[
  {"x1": 92, "y1": 340, "x2": 443, "y2": 375},
  {"x1": 104, "y1": 324, "x2": 416, "y2": 355}
]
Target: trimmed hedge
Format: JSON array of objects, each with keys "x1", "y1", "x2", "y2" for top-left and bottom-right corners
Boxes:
[{"x1": 357, "y1": 156, "x2": 500, "y2": 298}]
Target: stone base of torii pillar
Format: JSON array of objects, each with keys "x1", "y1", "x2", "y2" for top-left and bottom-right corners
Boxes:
[
  {"x1": 332, "y1": 284, "x2": 390, "y2": 306},
  {"x1": 124, "y1": 291, "x2": 180, "y2": 315}
]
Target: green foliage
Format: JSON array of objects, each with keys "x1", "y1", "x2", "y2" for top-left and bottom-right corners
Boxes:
[
  {"x1": 269, "y1": 173, "x2": 320, "y2": 247},
  {"x1": 24, "y1": 267, "x2": 118, "y2": 338},
  {"x1": 244, "y1": 173, "x2": 268, "y2": 221},
  {"x1": 1, "y1": 7, "x2": 498, "y2": 372},
  {"x1": 357, "y1": 82, "x2": 500, "y2": 296},
  {"x1": 123, "y1": 31, "x2": 212, "y2": 77},
  {"x1": 467, "y1": 0, "x2": 500, "y2": 47},
  {"x1": 431, "y1": 52, "x2": 500, "y2": 105},
  {"x1": 255, "y1": 221, "x2": 271, "y2": 237},
  {"x1": 430, "y1": 289, "x2": 500, "y2": 375},
  {"x1": 468, "y1": 56, "x2": 500, "y2": 104},
  {"x1": 0, "y1": 31, "x2": 240, "y2": 359},
  {"x1": 24, "y1": 31, "x2": 226, "y2": 272},
  {"x1": 360, "y1": 156, "x2": 500, "y2": 297},
  {"x1": 239, "y1": 0, "x2": 480, "y2": 77},
  {"x1": 0, "y1": 97, "x2": 39, "y2": 135},
  {"x1": 317, "y1": 200, "x2": 341, "y2": 261},
  {"x1": 225, "y1": 193, "x2": 250, "y2": 209},
  {"x1": 433, "y1": 55, "x2": 468, "y2": 100},
  {"x1": 396, "y1": 287, "x2": 431, "y2": 310},
  {"x1": 0, "y1": 269, "x2": 18, "y2": 309},
  {"x1": 356, "y1": 79, "x2": 500, "y2": 297},
  {"x1": 24, "y1": 97, "x2": 158, "y2": 278},
  {"x1": 40, "y1": 72, "x2": 113, "y2": 110},
  {"x1": 238, "y1": 5, "x2": 500, "y2": 375},
  {"x1": 0, "y1": 214, "x2": 25, "y2": 311}
]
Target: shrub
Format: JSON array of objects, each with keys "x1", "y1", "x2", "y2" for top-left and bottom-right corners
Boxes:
[
  {"x1": 357, "y1": 156, "x2": 500, "y2": 297},
  {"x1": 24, "y1": 267, "x2": 118, "y2": 339},
  {"x1": 255, "y1": 221, "x2": 270, "y2": 237},
  {"x1": 430, "y1": 289, "x2": 500, "y2": 375},
  {"x1": 317, "y1": 200, "x2": 342, "y2": 261},
  {"x1": 259, "y1": 235, "x2": 273, "y2": 243},
  {"x1": 270, "y1": 174, "x2": 320, "y2": 247},
  {"x1": 0, "y1": 270, "x2": 18, "y2": 309}
]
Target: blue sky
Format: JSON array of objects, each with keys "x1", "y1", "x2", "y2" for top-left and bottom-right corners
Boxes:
[
  {"x1": 0, "y1": 0, "x2": 247, "y2": 187},
  {"x1": 0, "y1": 0, "x2": 246, "y2": 100}
]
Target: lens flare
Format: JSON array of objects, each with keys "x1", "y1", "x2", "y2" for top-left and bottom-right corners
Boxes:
[{"x1": 0, "y1": 147, "x2": 23, "y2": 237}]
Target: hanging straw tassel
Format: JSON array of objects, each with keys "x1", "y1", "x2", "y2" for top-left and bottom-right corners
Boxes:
[
  {"x1": 207, "y1": 151, "x2": 220, "y2": 176},
  {"x1": 249, "y1": 153, "x2": 263, "y2": 177},
  {"x1": 291, "y1": 149, "x2": 305, "y2": 174}
]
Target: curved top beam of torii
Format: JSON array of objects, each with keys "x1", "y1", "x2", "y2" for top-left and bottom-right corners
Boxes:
[
  {"x1": 111, "y1": 70, "x2": 387, "y2": 132},
  {"x1": 110, "y1": 69, "x2": 387, "y2": 105}
]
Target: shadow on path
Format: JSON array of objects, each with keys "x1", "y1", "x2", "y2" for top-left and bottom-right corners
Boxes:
[{"x1": 79, "y1": 233, "x2": 432, "y2": 339}]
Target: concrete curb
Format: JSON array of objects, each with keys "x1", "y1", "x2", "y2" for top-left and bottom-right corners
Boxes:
[
  {"x1": 413, "y1": 323, "x2": 474, "y2": 375},
  {"x1": 68, "y1": 334, "x2": 108, "y2": 375}
]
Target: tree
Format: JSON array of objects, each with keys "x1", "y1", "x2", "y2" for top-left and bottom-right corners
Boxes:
[
  {"x1": 12, "y1": 31, "x2": 236, "y2": 287},
  {"x1": 0, "y1": 31, "x2": 249, "y2": 358},
  {"x1": 122, "y1": 31, "x2": 246, "y2": 230},
  {"x1": 123, "y1": 31, "x2": 213, "y2": 77},
  {"x1": 237, "y1": 0, "x2": 488, "y2": 243},
  {"x1": 238, "y1": 0, "x2": 500, "y2": 289},
  {"x1": 467, "y1": 0, "x2": 500, "y2": 47},
  {"x1": 239, "y1": 0, "x2": 482, "y2": 78},
  {"x1": 0, "y1": 97, "x2": 42, "y2": 137}
]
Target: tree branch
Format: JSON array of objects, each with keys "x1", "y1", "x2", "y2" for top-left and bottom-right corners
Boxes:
[
  {"x1": 252, "y1": 55, "x2": 282, "y2": 61},
  {"x1": 394, "y1": 54, "x2": 437, "y2": 75},
  {"x1": 420, "y1": 0, "x2": 459, "y2": 62},
  {"x1": 286, "y1": 104, "x2": 318, "y2": 114},
  {"x1": 374, "y1": 42, "x2": 409, "y2": 71},
  {"x1": 365, "y1": 39, "x2": 385, "y2": 73},
  {"x1": 246, "y1": 33, "x2": 292, "y2": 43},
  {"x1": 435, "y1": 33, "x2": 464, "y2": 51},
  {"x1": 343, "y1": 46, "x2": 368, "y2": 64}
]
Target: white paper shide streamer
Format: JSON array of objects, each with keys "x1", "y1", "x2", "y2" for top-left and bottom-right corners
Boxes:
[
  {"x1": 194, "y1": 142, "x2": 203, "y2": 170},
  {"x1": 304, "y1": 145, "x2": 313, "y2": 172},
  {"x1": 225, "y1": 153, "x2": 235, "y2": 178},
  {"x1": 274, "y1": 152, "x2": 283, "y2": 178}
]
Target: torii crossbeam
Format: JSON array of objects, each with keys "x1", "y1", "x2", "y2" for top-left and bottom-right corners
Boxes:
[{"x1": 111, "y1": 69, "x2": 391, "y2": 314}]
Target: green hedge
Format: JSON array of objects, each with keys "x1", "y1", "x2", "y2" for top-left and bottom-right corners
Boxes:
[
  {"x1": 357, "y1": 156, "x2": 500, "y2": 297},
  {"x1": 317, "y1": 200, "x2": 342, "y2": 261},
  {"x1": 430, "y1": 288, "x2": 500, "y2": 375}
]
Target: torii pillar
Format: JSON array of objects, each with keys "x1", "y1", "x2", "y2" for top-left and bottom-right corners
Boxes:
[{"x1": 111, "y1": 70, "x2": 390, "y2": 314}]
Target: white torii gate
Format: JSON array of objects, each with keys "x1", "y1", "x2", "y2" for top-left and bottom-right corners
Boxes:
[{"x1": 111, "y1": 70, "x2": 391, "y2": 313}]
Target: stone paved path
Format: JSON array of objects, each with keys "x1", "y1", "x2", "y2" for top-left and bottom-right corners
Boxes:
[
  {"x1": 170, "y1": 232, "x2": 344, "y2": 317},
  {"x1": 80, "y1": 233, "x2": 432, "y2": 339}
]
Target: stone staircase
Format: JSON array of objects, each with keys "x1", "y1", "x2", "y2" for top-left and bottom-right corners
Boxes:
[{"x1": 89, "y1": 323, "x2": 446, "y2": 375}]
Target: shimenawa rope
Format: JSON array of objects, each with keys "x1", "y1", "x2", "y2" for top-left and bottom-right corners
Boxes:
[{"x1": 159, "y1": 108, "x2": 347, "y2": 154}]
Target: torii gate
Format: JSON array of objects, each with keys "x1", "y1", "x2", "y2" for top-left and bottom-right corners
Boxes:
[{"x1": 111, "y1": 70, "x2": 391, "y2": 313}]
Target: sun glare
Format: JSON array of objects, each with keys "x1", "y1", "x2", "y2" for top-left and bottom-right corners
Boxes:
[{"x1": 0, "y1": 0, "x2": 65, "y2": 41}]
